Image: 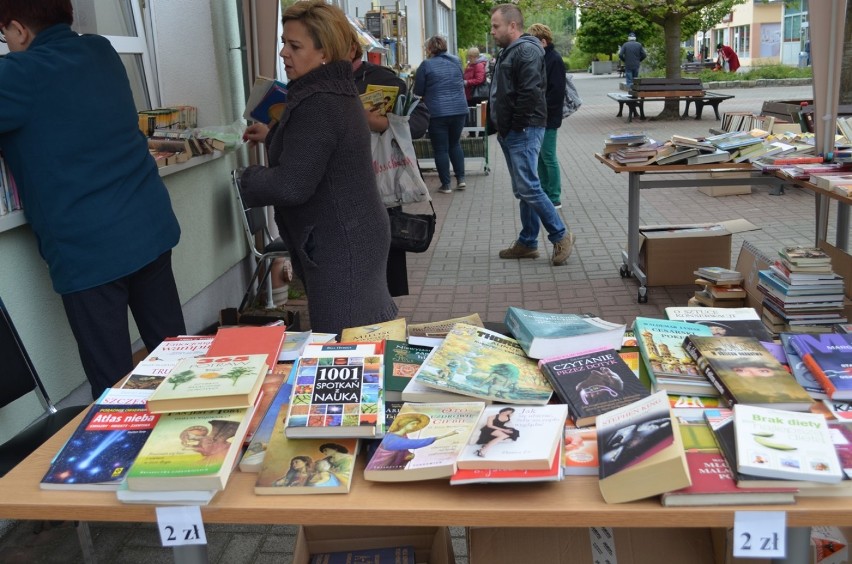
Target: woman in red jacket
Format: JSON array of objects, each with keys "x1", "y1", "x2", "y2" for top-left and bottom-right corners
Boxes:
[
  {"x1": 463, "y1": 47, "x2": 489, "y2": 106},
  {"x1": 716, "y1": 43, "x2": 740, "y2": 72}
]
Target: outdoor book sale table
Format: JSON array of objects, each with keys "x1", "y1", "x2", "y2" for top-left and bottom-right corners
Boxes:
[
  {"x1": 1, "y1": 405, "x2": 852, "y2": 563},
  {"x1": 594, "y1": 154, "x2": 787, "y2": 303}
]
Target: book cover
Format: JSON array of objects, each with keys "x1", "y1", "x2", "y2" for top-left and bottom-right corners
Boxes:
[
  {"x1": 788, "y1": 333, "x2": 852, "y2": 400},
  {"x1": 665, "y1": 306, "x2": 773, "y2": 342},
  {"x1": 254, "y1": 409, "x2": 358, "y2": 495},
  {"x1": 538, "y1": 348, "x2": 650, "y2": 427},
  {"x1": 284, "y1": 349, "x2": 383, "y2": 439},
  {"x1": 407, "y1": 313, "x2": 484, "y2": 347},
  {"x1": 278, "y1": 331, "x2": 313, "y2": 362},
  {"x1": 412, "y1": 323, "x2": 554, "y2": 405},
  {"x1": 632, "y1": 317, "x2": 715, "y2": 396},
  {"x1": 596, "y1": 390, "x2": 690, "y2": 503},
  {"x1": 450, "y1": 447, "x2": 563, "y2": 485},
  {"x1": 504, "y1": 307, "x2": 626, "y2": 360},
  {"x1": 383, "y1": 339, "x2": 433, "y2": 401},
  {"x1": 455, "y1": 404, "x2": 567, "y2": 470},
  {"x1": 734, "y1": 403, "x2": 843, "y2": 484},
  {"x1": 146, "y1": 354, "x2": 268, "y2": 414},
  {"x1": 239, "y1": 363, "x2": 297, "y2": 472},
  {"x1": 243, "y1": 363, "x2": 289, "y2": 444},
  {"x1": 779, "y1": 333, "x2": 828, "y2": 399},
  {"x1": 123, "y1": 336, "x2": 214, "y2": 390},
  {"x1": 340, "y1": 317, "x2": 406, "y2": 343},
  {"x1": 206, "y1": 325, "x2": 287, "y2": 372},
  {"x1": 563, "y1": 423, "x2": 599, "y2": 475},
  {"x1": 364, "y1": 402, "x2": 485, "y2": 482},
  {"x1": 365, "y1": 84, "x2": 399, "y2": 115},
  {"x1": 400, "y1": 375, "x2": 479, "y2": 404},
  {"x1": 249, "y1": 81, "x2": 288, "y2": 124},
  {"x1": 310, "y1": 545, "x2": 415, "y2": 564},
  {"x1": 125, "y1": 405, "x2": 254, "y2": 491},
  {"x1": 115, "y1": 481, "x2": 218, "y2": 505},
  {"x1": 40, "y1": 399, "x2": 159, "y2": 490},
  {"x1": 683, "y1": 336, "x2": 812, "y2": 411},
  {"x1": 359, "y1": 89, "x2": 388, "y2": 114}
]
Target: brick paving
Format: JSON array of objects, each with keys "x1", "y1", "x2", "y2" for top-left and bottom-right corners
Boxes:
[{"x1": 0, "y1": 74, "x2": 828, "y2": 563}]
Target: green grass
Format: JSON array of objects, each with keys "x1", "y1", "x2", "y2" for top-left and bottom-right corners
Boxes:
[{"x1": 645, "y1": 64, "x2": 812, "y2": 82}]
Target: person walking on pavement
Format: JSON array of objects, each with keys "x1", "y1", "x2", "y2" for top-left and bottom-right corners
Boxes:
[
  {"x1": 618, "y1": 32, "x2": 646, "y2": 88},
  {"x1": 527, "y1": 23, "x2": 566, "y2": 210},
  {"x1": 489, "y1": 4, "x2": 574, "y2": 266}
]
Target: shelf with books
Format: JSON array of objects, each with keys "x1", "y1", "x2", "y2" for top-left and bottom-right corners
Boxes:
[{"x1": 0, "y1": 210, "x2": 26, "y2": 233}]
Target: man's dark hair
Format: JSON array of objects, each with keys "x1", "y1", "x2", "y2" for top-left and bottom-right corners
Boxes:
[
  {"x1": 491, "y1": 4, "x2": 523, "y2": 28},
  {"x1": 0, "y1": 0, "x2": 72, "y2": 32},
  {"x1": 716, "y1": 43, "x2": 724, "y2": 50},
  {"x1": 319, "y1": 442, "x2": 349, "y2": 454}
]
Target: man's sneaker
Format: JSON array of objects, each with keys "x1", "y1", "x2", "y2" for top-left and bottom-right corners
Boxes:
[
  {"x1": 552, "y1": 201, "x2": 562, "y2": 209},
  {"x1": 552, "y1": 232, "x2": 575, "y2": 266},
  {"x1": 456, "y1": 181, "x2": 466, "y2": 191},
  {"x1": 438, "y1": 185, "x2": 452, "y2": 194},
  {"x1": 499, "y1": 241, "x2": 539, "y2": 259}
]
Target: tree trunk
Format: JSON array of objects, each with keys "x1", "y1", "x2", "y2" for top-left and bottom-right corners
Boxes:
[{"x1": 653, "y1": 14, "x2": 684, "y2": 120}]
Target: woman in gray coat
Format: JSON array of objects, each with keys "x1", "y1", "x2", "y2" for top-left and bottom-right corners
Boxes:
[{"x1": 240, "y1": 0, "x2": 398, "y2": 336}]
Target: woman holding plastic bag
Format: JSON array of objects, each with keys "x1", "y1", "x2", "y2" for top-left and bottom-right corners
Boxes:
[{"x1": 352, "y1": 43, "x2": 432, "y2": 296}]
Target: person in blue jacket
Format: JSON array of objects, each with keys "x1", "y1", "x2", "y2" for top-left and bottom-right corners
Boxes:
[
  {"x1": 414, "y1": 35, "x2": 468, "y2": 194},
  {"x1": 0, "y1": 0, "x2": 185, "y2": 399}
]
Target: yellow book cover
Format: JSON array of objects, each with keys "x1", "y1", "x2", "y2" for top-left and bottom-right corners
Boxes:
[
  {"x1": 365, "y1": 84, "x2": 399, "y2": 115},
  {"x1": 340, "y1": 317, "x2": 407, "y2": 342}
]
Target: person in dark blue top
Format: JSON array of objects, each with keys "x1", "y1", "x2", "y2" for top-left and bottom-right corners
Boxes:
[{"x1": 0, "y1": 0, "x2": 185, "y2": 399}]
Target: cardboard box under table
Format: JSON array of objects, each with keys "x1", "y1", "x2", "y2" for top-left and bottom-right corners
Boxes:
[
  {"x1": 638, "y1": 219, "x2": 758, "y2": 287},
  {"x1": 293, "y1": 525, "x2": 454, "y2": 564}
]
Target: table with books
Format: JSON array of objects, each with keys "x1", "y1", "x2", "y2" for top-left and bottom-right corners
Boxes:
[
  {"x1": 772, "y1": 172, "x2": 852, "y2": 249},
  {"x1": 594, "y1": 154, "x2": 788, "y2": 302}
]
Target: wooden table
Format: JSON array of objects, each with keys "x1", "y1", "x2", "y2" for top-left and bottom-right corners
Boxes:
[
  {"x1": 1, "y1": 405, "x2": 851, "y2": 563},
  {"x1": 595, "y1": 155, "x2": 787, "y2": 302},
  {"x1": 775, "y1": 173, "x2": 852, "y2": 250}
]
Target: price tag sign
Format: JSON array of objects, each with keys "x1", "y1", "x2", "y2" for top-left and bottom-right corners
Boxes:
[
  {"x1": 733, "y1": 511, "x2": 786, "y2": 559},
  {"x1": 155, "y1": 506, "x2": 208, "y2": 547}
]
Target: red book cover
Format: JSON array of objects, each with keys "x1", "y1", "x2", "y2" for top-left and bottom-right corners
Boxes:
[{"x1": 206, "y1": 325, "x2": 287, "y2": 372}]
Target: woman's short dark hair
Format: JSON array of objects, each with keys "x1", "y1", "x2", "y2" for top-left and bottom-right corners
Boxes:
[
  {"x1": 716, "y1": 43, "x2": 724, "y2": 50},
  {"x1": 426, "y1": 35, "x2": 448, "y2": 56},
  {"x1": 0, "y1": 0, "x2": 73, "y2": 32}
]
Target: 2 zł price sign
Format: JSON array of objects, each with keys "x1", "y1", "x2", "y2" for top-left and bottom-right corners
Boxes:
[
  {"x1": 156, "y1": 506, "x2": 208, "y2": 547},
  {"x1": 733, "y1": 511, "x2": 786, "y2": 559}
]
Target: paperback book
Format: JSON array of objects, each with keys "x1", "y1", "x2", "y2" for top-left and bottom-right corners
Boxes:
[
  {"x1": 455, "y1": 404, "x2": 568, "y2": 470},
  {"x1": 406, "y1": 313, "x2": 484, "y2": 348},
  {"x1": 779, "y1": 333, "x2": 828, "y2": 399},
  {"x1": 243, "y1": 76, "x2": 288, "y2": 124},
  {"x1": 538, "y1": 348, "x2": 650, "y2": 427},
  {"x1": 383, "y1": 339, "x2": 433, "y2": 401},
  {"x1": 632, "y1": 317, "x2": 716, "y2": 396},
  {"x1": 239, "y1": 363, "x2": 297, "y2": 472},
  {"x1": 244, "y1": 363, "x2": 290, "y2": 444},
  {"x1": 563, "y1": 423, "x2": 599, "y2": 476},
  {"x1": 788, "y1": 333, "x2": 852, "y2": 400},
  {"x1": 664, "y1": 306, "x2": 773, "y2": 342},
  {"x1": 596, "y1": 390, "x2": 690, "y2": 503},
  {"x1": 450, "y1": 446, "x2": 563, "y2": 485},
  {"x1": 205, "y1": 324, "x2": 287, "y2": 372},
  {"x1": 364, "y1": 402, "x2": 485, "y2": 482},
  {"x1": 340, "y1": 317, "x2": 407, "y2": 343},
  {"x1": 733, "y1": 403, "x2": 843, "y2": 484},
  {"x1": 123, "y1": 335, "x2": 213, "y2": 390},
  {"x1": 412, "y1": 323, "x2": 554, "y2": 405},
  {"x1": 146, "y1": 354, "x2": 268, "y2": 414},
  {"x1": 503, "y1": 306, "x2": 626, "y2": 360}
]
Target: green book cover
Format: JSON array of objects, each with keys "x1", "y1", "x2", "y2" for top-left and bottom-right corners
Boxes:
[{"x1": 383, "y1": 340, "x2": 432, "y2": 395}]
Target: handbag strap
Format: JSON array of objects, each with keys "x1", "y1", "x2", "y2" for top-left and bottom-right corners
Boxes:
[{"x1": 427, "y1": 200, "x2": 436, "y2": 219}]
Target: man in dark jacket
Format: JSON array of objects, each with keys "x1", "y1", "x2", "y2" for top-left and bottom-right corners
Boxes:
[
  {"x1": 489, "y1": 4, "x2": 573, "y2": 266},
  {"x1": 528, "y1": 23, "x2": 566, "y2": 209},
  {"x1": 618, "y1": 33, "x2": 647, "y2": 88}
]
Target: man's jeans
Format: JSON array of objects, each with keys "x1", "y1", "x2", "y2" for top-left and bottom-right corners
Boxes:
[
  {"x1": 428, "y1": 114, "x2": 467, "y2": 187},
  {"x1": 625, "y1": 67, "x2": 639, "y2": 88},
  {"x1": 537, "y1": 128, "x2": 561, "y2": 204},
  {"x1": 498, "y1": 127, "x2": 567, "y2": 248}
]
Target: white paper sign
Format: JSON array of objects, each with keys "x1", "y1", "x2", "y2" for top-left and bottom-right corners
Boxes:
[
  {"x1": 155, "y1": 506, "x2": 208, "y2": 547},
  {"x1": 733, "y1": 511, "x2": 786, "y2": 559}
]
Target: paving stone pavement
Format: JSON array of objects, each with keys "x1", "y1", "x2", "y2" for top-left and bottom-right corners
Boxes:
[{"x1": 0, "y1": 73, "x2": 827, "y2": 563}]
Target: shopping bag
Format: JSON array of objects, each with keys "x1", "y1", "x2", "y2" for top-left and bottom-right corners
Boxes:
[
  {"x1": 562, "y1": 73, "x2": 582, "y2": 118},
  {"x1": 371, "y1": 113, "x2": 431, "y2": 207},
  {"x1": 471, "y1": 79, "x2": 491, "y2": 99}
]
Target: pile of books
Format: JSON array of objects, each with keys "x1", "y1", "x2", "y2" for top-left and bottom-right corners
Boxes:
[
  {"x1": 808, "y1": 172, "x2": 852, "y2": 197},
  {"x1": 602, "y1": 131, "x2": 649, "y2": 156},
  {"x1": 690, "y1": 267, "x2": 747, "y2": 308},
  {"x1": 758, "y1": 246, "x2": 847, "y2": 334}
]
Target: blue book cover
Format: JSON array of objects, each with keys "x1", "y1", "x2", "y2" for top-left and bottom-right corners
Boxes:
[
  {"x1": 250, "y1": 82, "x2": 288, "y2": 124},
  {"x1": 788, "y1": 333, "x2": 852, "y2": 400},
  {"x1": 310, "y1": 545, "x2": 416, "y2": 564},
  {"x1": 240, "y1": 362, "x2": 298, "y2": 471}
]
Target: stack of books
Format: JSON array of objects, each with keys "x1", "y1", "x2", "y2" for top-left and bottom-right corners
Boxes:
[
  {"x1": 808, "y1": 173, "x2": 852, "y2": 197},
  {"x1": 758, "y1": 246, "x2": 847, "y2": 334},
  {"x1": 690, "y1": 267, "x2": 747, "y2": 308}
]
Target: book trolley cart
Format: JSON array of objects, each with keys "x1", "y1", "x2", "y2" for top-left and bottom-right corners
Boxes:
[
  {"x1": 414, "y1": 102, "x2": 489, "y2": 175},
  {"x1": 594, "y1": 154, "x2": 788, "y2": 303},
  {"x1": 1, "y1": 393, "x2": 851, "y2": 563}
]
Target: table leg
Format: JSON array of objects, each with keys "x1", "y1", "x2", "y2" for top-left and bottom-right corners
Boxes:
[
  {"x1": 172, "y1": 544, "x2": 209, "y2": 564},
  {"x1": 816, "y1": 193, "x2": 830, "y2": 246},
  {"x1": 837, "y1": 203, "x2": 849, "y2": 251},
  {"x1": 616, "y1": 101, "x2": 624, "y2": 118},
  {"x1": 626, "y1": 172, "x2": 647, "y2": 302}
]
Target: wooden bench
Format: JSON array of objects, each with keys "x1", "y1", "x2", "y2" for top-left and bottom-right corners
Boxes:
[
  {"x1": 607, "y1": 78, "x2": 734, "y2": 122},
  {"x1": 681, "y1": 61, "x2": 716, "y2": 73}
]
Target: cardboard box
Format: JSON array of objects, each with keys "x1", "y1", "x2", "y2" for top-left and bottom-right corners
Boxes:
[
  {"x1": 469, "y1": 527, "x2": 716, "y2": 564},
  {"x1": 699, "y1": 172, "x2": 752, "y2": 197},
  {"x1": 638, "y1": 219, "x2": 759, "y2": 286},
  {"x1": 735, "y1": 240, "x2": 773, "y2": 313},
  {"x1": 292, "y1": 526, "x2": 454, "y2": 564}
]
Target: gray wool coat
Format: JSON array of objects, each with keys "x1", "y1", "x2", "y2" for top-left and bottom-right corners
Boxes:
[{"x1": 240, "y1": 60, "x2": 398, "y2": 336}]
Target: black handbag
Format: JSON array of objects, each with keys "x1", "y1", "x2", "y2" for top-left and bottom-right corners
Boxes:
[{"x1": 388, "y1": 202, "x2": 436, "y2": 253}]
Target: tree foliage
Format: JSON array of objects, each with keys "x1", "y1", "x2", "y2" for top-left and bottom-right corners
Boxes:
[
  {"x1": 456, "y1": 0, "x2": 493, "y2": 51},
  {"x1": 575, "y1": 10, "x2": 655, "y2": 59}
]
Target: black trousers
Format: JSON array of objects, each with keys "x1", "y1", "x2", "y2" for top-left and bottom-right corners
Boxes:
[{"x1": 61, "y1": 250, "x2": 186, "y2": 399}]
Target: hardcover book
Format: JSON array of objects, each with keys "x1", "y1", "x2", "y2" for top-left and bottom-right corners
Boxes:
[
  {"x1": 406, "y1": 313, "x2": 484, "y2": 348},
  {"x1": 363, "y1": 402, "x2": 485, "y2": 482},
  {"x1": 455, "y1": 404, "x2": 568, "y2": 471},
  {"x1": 123, "y1": 335, "x2": 214, "y2": 390},
  {"x1": 733, "y1": 404, "x2": 843, "y2": 484},
  {"x1": 340, "y1": 317, "x2": 407, "y2": 343},
  {"x1": 504, "y1": 307, "x2": 626, "y2": 360},
  {"x1": 383, "y1": 339, "x2": 433, "y2": 401},
  {"x1": 284, "y1": 347, "x2": 383, "y2": 439},
  {"x1": 682, "y1": 336, "x2": 812, "y2": 411},
  {"x1": 596, "y1": 390, "x2": 690, "y2": 503},
  {"x1": 788, "y1": 333, "x2": 852, "y2": 400},
  {"x1": 40, "y1": 395, "x2": 159, "y2": 490},
  {"x1": 125, "y1": 405, "x2": 255, "y2": 491},
  {"x1": 146, "y1": 354, "x2": 268, "y2": 414},
  {"x1": 206, "y1": 324, "x2": 287, "y2": 372},
  {"x1": 239, "y1": 363, "x2": 297, "y2": 472},
  {"x1": 538, "y1": 348, "x2": 650, "y2": 427},
  {"x1": 412, "y1": 323, "x2": 553, "y2": 405},
  {"x1": 664, "y1": 306, "x2": 773, "y2": 342},
  {"x1": 632, "y1": 317, "x2": 716, "y2": 396},
  {"x1": 254, "y1": 410, "x2": 358, "y2": 495}
]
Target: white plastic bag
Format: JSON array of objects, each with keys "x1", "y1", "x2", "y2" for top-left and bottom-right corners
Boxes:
[{"x1": 371, "y1": 113, "x2": 430, "y2": 207}]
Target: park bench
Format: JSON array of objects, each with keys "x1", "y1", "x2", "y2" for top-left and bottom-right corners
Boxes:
[
  {"x1": 681, "y1": 61, "x2": 716, "y2": 73},
  {"x1": 607, "y1": 78, "x2": 734, "y2": 123}
]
